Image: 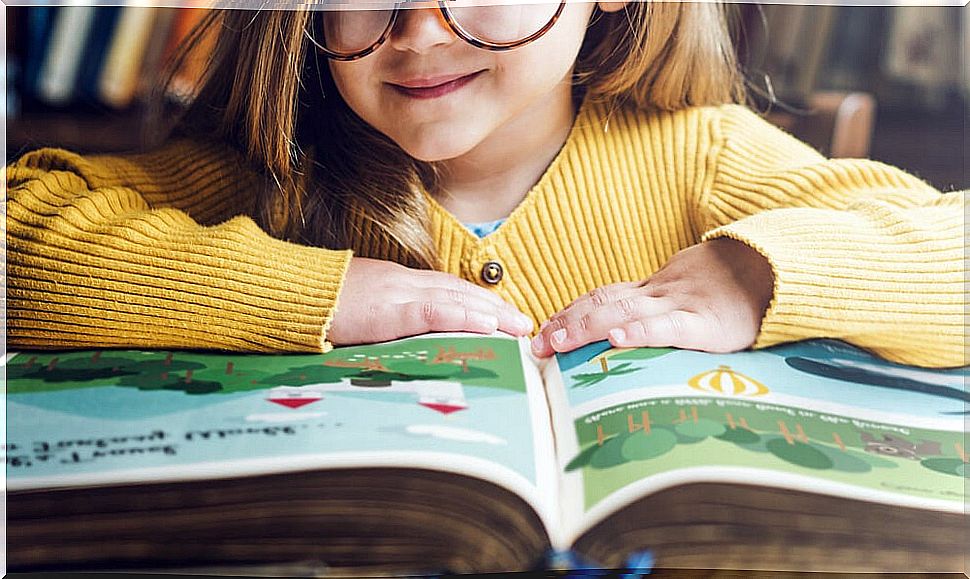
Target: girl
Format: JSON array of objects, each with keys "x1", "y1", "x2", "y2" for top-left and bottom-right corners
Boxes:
[{"x1": 7, "y1": 1, "x2": 965, "y2": 368}]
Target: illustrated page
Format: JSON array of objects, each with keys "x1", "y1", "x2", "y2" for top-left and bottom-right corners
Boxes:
[
  {"x1": 542, "y1": 339, "x2": 968, "y2": 542},
  {"x1": 4, "y1": 333, "x2": 559, "y2": 528}
]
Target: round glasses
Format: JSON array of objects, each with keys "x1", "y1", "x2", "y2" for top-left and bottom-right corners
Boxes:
[{"x1": 313, "y1": 0, "x2": 568, "y2": 61}]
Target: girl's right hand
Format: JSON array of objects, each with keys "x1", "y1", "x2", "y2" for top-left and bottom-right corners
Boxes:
[{"x1": 328, "y1": 257, "x2": 535, "y2": 346}]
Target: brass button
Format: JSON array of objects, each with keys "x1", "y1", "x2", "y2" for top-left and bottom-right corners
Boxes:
[{"x1": 481, "y1": 260, "x2": 504, "y2": 284}]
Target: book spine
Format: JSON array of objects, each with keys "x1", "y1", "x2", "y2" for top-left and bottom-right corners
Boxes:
[
  {"x1": 37, "y1": 5, "x2": 96, "y2": 106},
  {"x1": 75, "y1": 7, "x2": 121, "y2": 104},
  {"x1": 97, "y1": 6, "x2": 158, "y2": 109},
  {"x1": 22, "y1": 6, "x2": 57, "y2": 102}
]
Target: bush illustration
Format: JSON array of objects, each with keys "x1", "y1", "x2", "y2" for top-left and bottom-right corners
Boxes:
[
  {"x1": 921, "y1": 458, "x2": 969, "y2": 478},
  {"x1": 569, "y1": 407, "x2": 929, "y2": 476},
  {"x1": 567, "y1": 427, "x2": 679, "y2": 471},
  {"x1": 715, "y1": 427, "x2": 761, "y2": 445},
  {"x1": 674, "y1": 418, "x2": 726, "y2": 441},
  {"x1": 765, "y1": 438, "x2": 834, "y2": 470},
  {"x1": 620, "y1": 429, "x2": 678, "y2": 460}
]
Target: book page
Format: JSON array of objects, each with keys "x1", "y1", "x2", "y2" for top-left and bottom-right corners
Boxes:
[
  {"x1": 541, "y1": 339, "x2": 968, "y2": 545},
  {"x1": 4, "y1": 332, "x2": 560, "y2": 536}
]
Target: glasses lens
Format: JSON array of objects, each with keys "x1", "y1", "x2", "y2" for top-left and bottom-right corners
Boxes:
[
  {"x1": 321, "y1": 2, "x2": 395, "y2": 55},
  {"x1": 446, "y1": 0, "x2": 560, "y2": 46}
]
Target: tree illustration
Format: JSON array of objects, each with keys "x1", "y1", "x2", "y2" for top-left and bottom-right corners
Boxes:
[
  {"x1": 608, "y1": 347, "x2": 676, "y2": 362},
  {"x1": 812, "y1": 444, "x2": 873, "y2": 473},
  {"x1": 124, "y1": 365, "x2": 223, "y2": 395},
  {"x1": 8, "y1": 354, "x2": 141, "y2": 384},
  {"x1": 589, "y1": 435, "x2": 629, "y2": 469},
  {"x1": 570, "y1": 362, "x2": 641, "y2": 389},
  {"x1": 921, "y1": 458, "x2": 969, "y2": 478},
  {"x1": 7, "y1": 352, "x2": 215, "y2": 393},
  {"x1": 715, "y1": 427, "x2": 761, "y2": 445},
  {"x1": 262, "y1": 359, "x2": 497, "y2": 388},
  {"x1": 674, "y1": 418, "x2": 726, "y2": 443},
  {"x1": 715, "y1": 427, "x2": 897, "y2": 473},
  {"x1": 262, "y1": 364, "x2": 360, "y2": 387},
  {"x1": 7, "y1": 351, "x2": 290, "y2": 396},
  {"x1": 566, "y1": 427, "x2": 678, "y2": 471},
  {"x1": 565, "y1": 442, "x2": 602, "y2": 472},
  {"x1": 765, "y1": 438, "x2": 834, "y2": 470},
  {"x1": 620, "y1": 429, "x2": 678, "y2": 460}
]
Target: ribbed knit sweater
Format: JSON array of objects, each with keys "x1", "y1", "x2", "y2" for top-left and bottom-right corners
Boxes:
[{"x1": 7, "y1": 100, "x2": 966, "y2": 367}]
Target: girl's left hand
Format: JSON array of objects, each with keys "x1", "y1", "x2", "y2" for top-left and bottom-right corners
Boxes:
[{"x1": 531, "y1": 238, "x2": 775, "y2": 358}]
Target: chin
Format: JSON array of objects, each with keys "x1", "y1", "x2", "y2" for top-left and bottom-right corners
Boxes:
[{"x1": 396, "y1": 133, "x2": 479, "y2": 163}]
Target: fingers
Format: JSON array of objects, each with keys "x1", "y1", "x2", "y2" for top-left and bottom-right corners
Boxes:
[
  {"x1": 426, "y1": 286, "x2": 534, "y2": 336},
  {"x1": 533, "y1": 292, "x2": 675, "y2": 357},
  {"x1": 607, "y1": 310, "x2": 708, "y2": 349},
  {"x1": 559, "y1": 280, "x2": 643, "y2": 311},
  {"x1": 408, "y1": 272, "x2": 533, "y2": 336},
  {"x1": 329, "y1": 258, "x2": 534, "y2": 347}
]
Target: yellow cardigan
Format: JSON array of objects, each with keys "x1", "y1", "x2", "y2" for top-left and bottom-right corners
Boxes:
[{"x1": 7, "y1": 99, "x2": 966, "y2": 367}]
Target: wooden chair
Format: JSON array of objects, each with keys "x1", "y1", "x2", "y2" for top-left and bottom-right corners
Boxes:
[{"x1": 766, "y1": 91, "x2": 877, "y2": 159}]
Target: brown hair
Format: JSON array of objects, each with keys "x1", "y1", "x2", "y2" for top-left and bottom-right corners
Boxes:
[{"x1": 164, "y1": 3, "x2": 748, "y2": 270}]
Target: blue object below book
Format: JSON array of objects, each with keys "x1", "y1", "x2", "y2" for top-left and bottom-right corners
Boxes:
[{"x1": 544, "y1": 548, "x2": 654, "y2": 576}]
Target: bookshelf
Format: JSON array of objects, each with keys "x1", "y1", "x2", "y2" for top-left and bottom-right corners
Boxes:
[
  {"x1": 8, "y1": 107, "x2": 156, "y2": 158},
  {"x1": 7, "y1": 5, "x2": 205, "y2": 157}
]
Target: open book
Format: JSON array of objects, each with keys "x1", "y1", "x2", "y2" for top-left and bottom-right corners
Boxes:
[{"x1": 5, "y1": 334, "x2": 968, "y2": 573}]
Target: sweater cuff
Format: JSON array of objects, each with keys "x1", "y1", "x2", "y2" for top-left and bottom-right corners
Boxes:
[
  {"x1": 700, "y1": 208, "x2": 965, "y2": 368},
  {"x1": 240, "y1": 233, "x2": 354, "y2": 354},
  {"x1": 172, "y1": 217, "x2": 355, "y2": 353}
]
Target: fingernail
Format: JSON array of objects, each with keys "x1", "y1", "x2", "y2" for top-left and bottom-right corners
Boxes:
[
  {"x1": 551, "y1": 328, "x2": 567, "y2": 345},
  {"x1": 531, "y1": 333, "x2": 544, "y2": 353},
  {"x1": 609, "y1": 328, "x2": 626, "y2": 343}
]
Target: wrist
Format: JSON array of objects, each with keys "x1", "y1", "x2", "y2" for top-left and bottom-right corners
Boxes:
[{"x1": 709, "y1": 237, "x2": 775, "y2": 315}]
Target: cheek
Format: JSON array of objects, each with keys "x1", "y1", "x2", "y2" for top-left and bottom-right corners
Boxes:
[
  {"x1": 328, "y1": 61, "x2": 378, "y2": 119},
  {"x1": 501, "y1": 4, "x2": 594, "y2": 84}
]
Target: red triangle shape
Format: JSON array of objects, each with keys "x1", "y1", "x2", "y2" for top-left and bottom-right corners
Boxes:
[
  {"x1": 420, "y1": 402, "x2": 466, "y2": 415},
  {"x1": 268, "y1": 398, "x2": 320, "y2": 409}
]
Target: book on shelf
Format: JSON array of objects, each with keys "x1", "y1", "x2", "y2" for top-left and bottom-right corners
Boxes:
[
  {"x1": 98, "y1": 7, "x2": 160, "y2": 109},
  {"x1": 35, "y1": 5, "x2": 96, "y2": 106},
  {"x1": 22, "y1": 6, "x2": 57, "y2": 101},
  {"x1": 75, "y1": 7, "x2": 122, "y2": 104},
  {"x1": 17, "y1": 5, "x2": 214, "y2": 110},
  {"x1": 5, "y1": 334, "x2": 968, "y2": 573}
]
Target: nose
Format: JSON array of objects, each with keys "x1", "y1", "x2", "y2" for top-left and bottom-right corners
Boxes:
[{"x1": 388, "y1": 6, "x2": 457, "y2": 53}]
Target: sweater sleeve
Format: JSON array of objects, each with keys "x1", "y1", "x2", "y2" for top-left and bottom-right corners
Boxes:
[
  {"x1": 7, "y1": 140, "x2": 353, "y2": 353},
  {"x1": 695, "y1": 104, "x2": 965, "y2": 368}
]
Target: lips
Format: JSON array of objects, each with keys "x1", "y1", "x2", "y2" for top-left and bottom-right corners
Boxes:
[{"x1": 388, "y1": 70, "x2": 485, "y2": 99}]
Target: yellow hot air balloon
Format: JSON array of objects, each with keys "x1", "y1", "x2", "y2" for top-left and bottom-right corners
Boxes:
[{"x1": 688, "y1": 365, "x2": 768, "y2": 397}]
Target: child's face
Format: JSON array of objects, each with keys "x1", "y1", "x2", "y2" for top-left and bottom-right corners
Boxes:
[{"x1": 328, "y1": 1, "x2": 598, "y2": 162}]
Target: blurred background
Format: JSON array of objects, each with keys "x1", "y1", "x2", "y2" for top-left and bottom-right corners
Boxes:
[{"x1": 5, "y1": 3, "x2": 969, "y2": 192}]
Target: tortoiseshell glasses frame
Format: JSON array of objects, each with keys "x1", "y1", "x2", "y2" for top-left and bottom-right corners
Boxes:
[{"x1": 311, "y1": 0, "x2": 568, "y2": 61}]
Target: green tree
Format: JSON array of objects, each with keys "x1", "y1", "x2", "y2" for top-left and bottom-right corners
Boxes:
[
  {"x1": 765, "y1": 439, "x2": 834, "y2": 470},
  {"x1": 921, "y1": 458, "x2": 969, "y2": 478},
  {"x1": 571, "y1": 362, "x2": 641, "y2": 389},
  {"x1": 262, "y1": 361, "x2": 496, "y2": 387}
]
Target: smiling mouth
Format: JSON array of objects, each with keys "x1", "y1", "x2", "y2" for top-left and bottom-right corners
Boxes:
[{"x1": 389, "y1": 70, "x2": 485, "y2": 100}]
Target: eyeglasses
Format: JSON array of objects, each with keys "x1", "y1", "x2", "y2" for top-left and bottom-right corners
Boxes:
[{"x1": 311, "y1": 0, "x2": 568, "y2": 61}]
